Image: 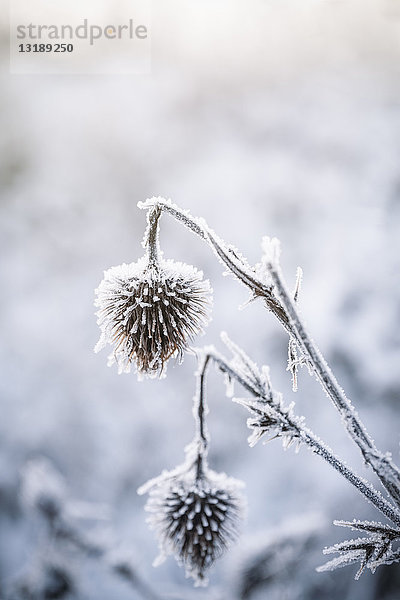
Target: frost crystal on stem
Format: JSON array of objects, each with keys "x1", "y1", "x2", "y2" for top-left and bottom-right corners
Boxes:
[
  {"x1": 317, "y1": 519, "x2": 400, "y2": 579},
  {"x1": 94, "y1": 207, "x2": 212, "y2": 377}
]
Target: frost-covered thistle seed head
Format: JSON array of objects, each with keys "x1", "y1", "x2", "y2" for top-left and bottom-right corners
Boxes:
[
  {"x1": 94, "y1": 206, "x2": 212, "y2": 377},
  {"x1": 138, "y1": 347, "x2": 245, "y2": 585},
  {"x1": 140, "y1": 467, "x2": 244, "y2": 586}
]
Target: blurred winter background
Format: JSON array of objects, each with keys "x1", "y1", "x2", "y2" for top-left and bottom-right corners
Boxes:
[{"x1": 1, "y1": 0, "x2": 400, "y2": 598}]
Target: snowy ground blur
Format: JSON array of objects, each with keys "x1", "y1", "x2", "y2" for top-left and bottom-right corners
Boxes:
[{"x1": 1, "y1": 1, "x2": 400, "y2": 598}]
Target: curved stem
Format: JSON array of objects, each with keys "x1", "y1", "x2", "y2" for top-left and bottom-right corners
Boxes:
[
  {"x1": 201, "y1": 349, "x2": 400, "y2": 527},
  {"x1": 138, "y1": 198, "x2": 291, "y2": 331}
]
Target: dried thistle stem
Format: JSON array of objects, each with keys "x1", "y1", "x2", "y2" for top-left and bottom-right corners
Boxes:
[
  {"x1": 143, "y1": 205, "x2": 162, "y2": 268},
  {"x1": 266, "y1": 259, "x2": 400, "y2": 507},
  {"x1": 138, "y1": 198, "x2": 400, "y2": 508},
  {"x1": 194, "y1": 353, "x2": 211, "y2": 480},
  {"x1": 197, "y1": 348, "x2": 400, "y2": 528},
  {"x1": 138, "y1": 198, "x2": 291, "y2": 330}
]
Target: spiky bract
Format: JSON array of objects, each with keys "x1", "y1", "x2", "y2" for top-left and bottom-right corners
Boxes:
[
  {"x1": 94, "y1": 258, "x2": 212, "y2": 377},
  {"x1": 142, "y1": 468, "x2": 244, "y2": 585}
]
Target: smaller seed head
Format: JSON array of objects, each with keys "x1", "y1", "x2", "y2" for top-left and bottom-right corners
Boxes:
[{"x1": 140, "y1": 463, "x2": 245, "y2": 586}]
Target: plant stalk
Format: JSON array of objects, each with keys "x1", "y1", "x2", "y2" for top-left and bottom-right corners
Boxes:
[
  {"x1": 267, "y1": 260, "x2": 400, "y2": 507},
  {"x1": 202, "y1": 349, "x2": 400, "y2": 527},
  {"x1": 194, "y1": 353, "x2": 211, "y2": 480}
]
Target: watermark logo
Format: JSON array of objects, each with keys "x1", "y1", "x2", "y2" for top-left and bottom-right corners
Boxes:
[
  {"x1": 16, "y1": 19, "x2": 148, "y2": 46},
  {"x1": 10, "y1": 0, "x2": 151, "y2": 75}
]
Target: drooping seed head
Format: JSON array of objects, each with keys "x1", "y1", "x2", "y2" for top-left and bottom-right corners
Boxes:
[
  {"x1": 142, "y1": 469, "x2": 245, "y2": 586},
  {"x1": 94, "y1": 257, "x2": 212, "y2": 377}
]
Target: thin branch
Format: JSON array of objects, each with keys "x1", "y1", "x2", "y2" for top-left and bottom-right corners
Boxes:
[
  {"x1": 143, "y1": 205, "x2": 162, "y2": 267},
  {"x1": 198, "y1": 348, "x2": 400, "y2": 528},
  {"x1": 266, "y1": 259, "x2": 400, "y2": 507},
  {"x1": 194, "y1": 352, "x2": 211, "y2": 479}
]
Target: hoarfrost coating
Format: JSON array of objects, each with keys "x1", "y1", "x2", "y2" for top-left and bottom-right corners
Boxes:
[
  {"x1": 139, "y1": 460, "x2": 245, "y2": 586},
  {"x1": 94, "y1": 258, "x2": 212, "y2": 377}
]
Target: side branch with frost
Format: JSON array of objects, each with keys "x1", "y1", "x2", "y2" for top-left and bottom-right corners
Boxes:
[
  {"x1": 196, "y1": 335, "x2": 400, "y2": 577},
  {"x1": 93, "y1": 196, "x2": 400, "y2": 585}
]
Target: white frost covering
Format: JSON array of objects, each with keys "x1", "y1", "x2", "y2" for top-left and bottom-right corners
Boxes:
[
  {"x1": 94, "y1": 257, "x2": 213, "y2": 377},
  {"x1": 138, "y1": 441, "x2": 245, "y2": 586}
]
